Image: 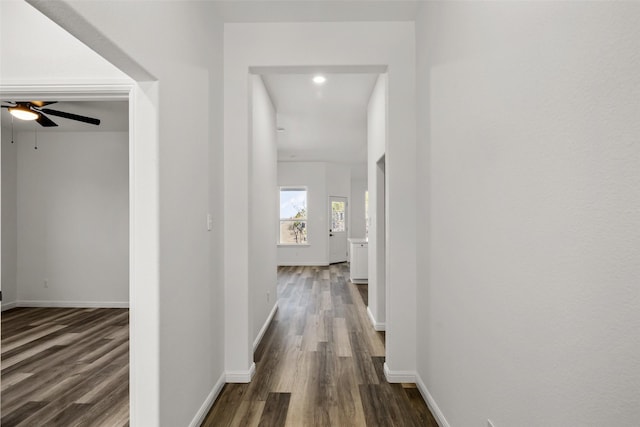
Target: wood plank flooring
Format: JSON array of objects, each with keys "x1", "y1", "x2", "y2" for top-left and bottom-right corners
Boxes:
[
  {"x1": 1, "y1": 307, "x2": 129, "y2": 427},
  {"x1": 202, "y1": 264, "x2": 438, "y2": 427}
]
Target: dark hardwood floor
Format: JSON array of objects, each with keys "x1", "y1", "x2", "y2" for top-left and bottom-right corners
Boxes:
[
  {"x1": 202, "y1": 264, "x2": 438, "y2": 427},
  {"x1": 1, "y1": 307, "x2": 129, "y2": 427}
]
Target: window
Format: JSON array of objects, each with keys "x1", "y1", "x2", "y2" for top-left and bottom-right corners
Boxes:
[
  {"x1": 331, "y1": 200, "x2": 346, "y2": 232},
  {"x1": 279, "y1": 188, "x2": 308, "y2": 244}
]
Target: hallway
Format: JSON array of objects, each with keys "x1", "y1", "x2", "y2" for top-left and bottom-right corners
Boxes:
[{"x1": 202, "y1": 265, "x2": 437, "y2": 426}]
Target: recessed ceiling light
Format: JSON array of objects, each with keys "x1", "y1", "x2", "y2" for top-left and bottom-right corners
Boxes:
[
  {"x1": 312, "y1": 75, "x2": 326, "y2": 85},
  {"x1": 277, "y1": 127, "x2": 286, "y2": 133}
]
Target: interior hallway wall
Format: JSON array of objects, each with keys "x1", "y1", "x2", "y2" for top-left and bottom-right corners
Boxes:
[
  {"x1": 22, "y1": 1, "x2": 227, "y2": 425},
  {"x1": 1, "y1": 127, "x2": 18, "y2": 309},
  {"x1": 367, "y1": 74, "x2": 387, "y2": 328},
  {"x1": 416, "y1": 2, "x2": 640, "y2": 426},
  {"x1": 349, "y1": 165, "x2": 367, "y2": 240},
  {"x1": 250, "y1": 75, "x2": 278, "y2": 346}
]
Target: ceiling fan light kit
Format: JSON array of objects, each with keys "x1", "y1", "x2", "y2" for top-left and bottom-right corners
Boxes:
[
  {"x1": 8, "y1": 106, "x2": 39, "y2": 121},
  {"x1": 1, "y1": 101, "x2": 101, "y2": 127}
]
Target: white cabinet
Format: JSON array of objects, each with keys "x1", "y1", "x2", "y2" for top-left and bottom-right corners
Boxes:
[{"x1": 349, "y1": 238, "x2": 368, "y2": 283}]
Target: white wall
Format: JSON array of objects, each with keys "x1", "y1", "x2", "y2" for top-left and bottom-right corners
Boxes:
[
  {"x1": 278, "y1": 162, "x2": 328, "y2": 266},
  {"x1": 1, "y1": 128, "x2": 18, "y2": 308},
  {"x1": 367, "y1": 74, "x2": 387, "y2": 328},
  {"x1": 326, "y1": 162, "x2": 350, "y2": 199},
  {"x1": 14, "y1": 131, "x2": 128, "y2": 306},
  {"x1": 250, "y1": 75, "x2": 278, "y2": 346},
  {"x1": 349, "y1": 168, "x2": 367, "y2": 239},
  {"x1": 416, "y1": 2, "x2": 640, "y2": 426},
  {"x1": 0, "y1": 0, "x2": 129, "y2": 84},
  {"x1": 17, "y1": 1, "x2": 226, "y2": 425}
]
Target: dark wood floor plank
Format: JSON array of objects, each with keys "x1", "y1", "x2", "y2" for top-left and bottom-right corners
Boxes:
[
  {"x1": 201, "y1": 383, "x2": 249, "y2": 427},
  {"x1": 0, "y1": 401, "x2": 48, "y2": 427},
  {"x1": 404, "y1": 386, "x2": 440, "y2": 427},
  {"x1": 257, "y1": 392, "x2": 290, "y2": 427}
]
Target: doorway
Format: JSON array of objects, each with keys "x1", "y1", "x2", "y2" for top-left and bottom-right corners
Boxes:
[
  {"x1": 329, "y1": 196, "x2": 348, "y2": 264},
  {"x1": 1, "y1": 93, "x2": 133, "y2": 425}
]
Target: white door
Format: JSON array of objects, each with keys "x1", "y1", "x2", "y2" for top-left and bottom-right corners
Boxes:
[{"x1": 329, "y1": 196, "x2": 348, "y2": 263}]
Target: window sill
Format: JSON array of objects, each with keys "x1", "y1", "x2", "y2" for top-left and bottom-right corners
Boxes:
[{"x1": 278, "y1": 244, "x2": 311, "y2": 247}]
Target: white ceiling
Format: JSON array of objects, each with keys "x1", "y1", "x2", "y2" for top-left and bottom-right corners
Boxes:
[
  {"x1": 262, "y1": 73, "x2": 378, "y2": 163},
  {"x1": 1, "y1": 101, "x2": 128, "y2": 132}
]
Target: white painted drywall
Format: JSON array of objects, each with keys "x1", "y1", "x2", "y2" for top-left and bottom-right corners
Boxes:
[
  {"x1": 326, "y1": 163, "x2": 351, "y2": 199},
  {"x1": 1, "y1": 128, "x2": 18, "y2": 309},
  {"x1": 0, "y1": 0, "x2": 129, "y2": 84},
  {"x1": 15, "y1": 131, "x2": 128, "y2": 305},
  {"x1": 278, "y1": 162, "x2": 328, "y2": 266},
  {"x1": 367, "y1": 74, "x2": 387, "y2": 327},
  {"x1": 250, "y1": 75, "x2": 278, "y2": 344},
  {"x1": 21, "y1": 1, "x2": 226, "y2": 425},
  {"x1": 225, "y1": 22, "x2": 416, "y2": 378},
  {"x1": 349, "y1": 171, "x2": 367, "y2": 240},
  {"x1": 416, "y1": 2, "x2": 640, "y2": 426}
]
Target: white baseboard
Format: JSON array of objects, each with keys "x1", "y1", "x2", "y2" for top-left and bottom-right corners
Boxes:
[
  {"x1": 253, "y1": 301, "x2": 278, "y2": 352},
  {"x1": 16, "y1": 300, "x2": 129, "y2": 308},
  {"x1": 383, "y1": 362, "x2": 416, "y2": 383},
  {"x1": 277, "y1": 262, "x2": 330, "y2": 267},
  {"x1": 416, "y1": 372, "x2": 450, "y2": 427},
  {"x1": 367, "y1": 306, "x2": 386, "y2": 331},
  {"x1": 226, "y1": 362, "x2": 256, "y2": 383},
  {"x1": 1, "y1": 301, "x2": 17, "y2": 312},
  {"x1": 188, "y1": 371, "x2": 226, "y2": 427}
]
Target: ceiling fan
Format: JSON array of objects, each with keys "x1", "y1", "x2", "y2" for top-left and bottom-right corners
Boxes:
[{"x1": 1, "y1": 101, "x2": 101, "y2": 127}]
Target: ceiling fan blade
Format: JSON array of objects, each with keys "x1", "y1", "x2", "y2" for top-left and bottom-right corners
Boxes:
[
  {"x1": 30, "y1": 101, "x2": 57, "y2": 108},
  {"x1": 41, "y1": 108, "x2": 100, "y2": 126},
  {"x1": 36, "y1": 113, "x2": 59, "y2": 127}
]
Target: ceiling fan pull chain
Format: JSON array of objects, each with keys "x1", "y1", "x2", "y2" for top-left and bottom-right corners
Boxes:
[
  {"x1": 11, "y1": 115, "x2": 14, "y2": 143},
  {"x1": 34, "y1": 130, "x2": 38, "y2": 150}
]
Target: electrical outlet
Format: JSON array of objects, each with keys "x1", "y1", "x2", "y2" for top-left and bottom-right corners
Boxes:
[
  {"x1": 487, "y1": 420, "x2": 496, "y2": 427},
  {"x1": 44, "y1": 279, "x2": 49, "y2": 288}
]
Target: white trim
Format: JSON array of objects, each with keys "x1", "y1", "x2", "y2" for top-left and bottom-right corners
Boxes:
[
  {"x1": 0, "y1": 83, "x2": 131, "y2": 100},
  {"x1": 367, "y1": 306, "x2": 386, "y2": 331},
  {"x1": 383, "y1": 362, "x2": 416, "y2": 383},
  {"x1": 188, "y1": 371, "x2": 226, "y2": 427},
  {"x1": 16, "y1": 300, "x2": 129, "y2": 308},
  {"x1": 253, "y1": 301, "x2": 278, "y2": 352},
  {"x1": 416, "y1": 372, "x2": 450, "y2": 427},
  {"x1": 277, "y1": 262, "x2": 330, "y2": 267},
  {"x1": 226, "y1": 362, "x2": 256, "y2": 383},
  {"x1": 1, "y1": 302, "x2": 18, "y2": 312}
]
